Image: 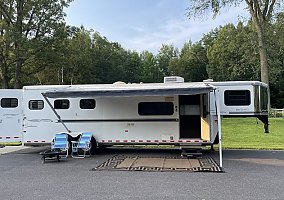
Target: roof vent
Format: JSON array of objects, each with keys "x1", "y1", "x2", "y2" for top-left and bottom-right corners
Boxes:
[
  {"x1": 164, "y1": 76, "x2": 184, "y2": 83},
  {"x1": 203, "y1": 79, "x2": 214, "y2": 82}
]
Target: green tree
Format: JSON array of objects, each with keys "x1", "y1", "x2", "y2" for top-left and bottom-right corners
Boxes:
[
  {"x1": 156, "y1": 44, "x2": 179, "y2": 77},
  {"x1": 139, "y1": 51, "x2": 161, "y2": 83},
  {"x1": 169, "y1": 42, "x2": 208, "y2": 81},
  {"x1": 205, "y1": 23, "x2": 259, "y2": 81},
  {"x1": 0, "y1": 0, "x2": 72, "y2": 88},
  {"x1": 187, "y1": 0, "x2": 284, "y2": 109}
]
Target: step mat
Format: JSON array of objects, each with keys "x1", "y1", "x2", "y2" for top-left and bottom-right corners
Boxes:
[{"x1": 92, "y1": 155, "x2": 223, "y2": 172}]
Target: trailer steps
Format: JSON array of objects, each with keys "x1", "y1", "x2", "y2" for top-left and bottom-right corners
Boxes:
[{"x1": 180, "y1": 147, "x2": 202, "y2": 158}]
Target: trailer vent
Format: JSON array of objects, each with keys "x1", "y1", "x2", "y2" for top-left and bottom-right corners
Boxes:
[{"x1": 164, "y1": 76, "x2": 184, "y2": 83}]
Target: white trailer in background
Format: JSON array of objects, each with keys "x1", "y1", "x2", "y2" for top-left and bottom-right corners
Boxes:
[
  {"x1": 0, "y1": 89, "x2": 23, "y2": 143},
  {"x1": 0, "y1": 77, "x2": 269, "y2": 167}
]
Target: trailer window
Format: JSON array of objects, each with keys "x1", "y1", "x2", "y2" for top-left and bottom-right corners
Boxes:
[
  {"x1": 29, "y1": 100, "x2": 44, "y2": 110},
  {"x1": 1, "y1": 98, "x2": 18, "y2": 108},
  {"x1": 224, "y1": 90, "x2": 251, "y2": 106},
  {"x1": 80, "y1": 99, "x2": 96, "y2": 109},
  {"x1": 260, "y1": 86, "x2": 268, "y2": 111},
  {"x1": 54, "y1": 99, "x2": 70, "y2": 109},
  {"x1": 138, "y1": 102, "x2": 174, "y2": 115}
]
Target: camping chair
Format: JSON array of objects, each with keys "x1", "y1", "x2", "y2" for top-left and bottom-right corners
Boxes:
[
  {"x1": 71, "y1": 132, "x2": 92, "y2": 158},
  {"x1": 51, "y1": 132, "x2": 69, "y2": 158}
]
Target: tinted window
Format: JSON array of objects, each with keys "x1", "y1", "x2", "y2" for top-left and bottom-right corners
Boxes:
[
  {"x1": 224, "y1": 90, "x2": 251, "y2": 106},
  {"x1": 138, "y1": 102, "x2": 174, "y2": 115},
  {"x1": 1, "y1": 98, "x2": 18, "y2": 108},
  {"x1": 54, "y1": 99, "x2": 70, "y2": 109},
  {"x1": 29, "y1": 100, "x2": 44, "y2": 110},
  {"x1": 80, "y1": 99, "x2": 96, "y2": 109},
  {"x1": 260, "y1": 86, "x2": 268, "y2": 111}
]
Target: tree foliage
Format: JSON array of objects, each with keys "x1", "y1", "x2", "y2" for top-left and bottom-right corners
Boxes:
[
  {"x1": 0, "y1": 2, "x2": 284, "y2": 108},
  {"x1": 0, "y1": 0, "x2": 73, "y2": 88},
  {"x1": 187, "y1": 0, "x2": 284, "y2": 109}
]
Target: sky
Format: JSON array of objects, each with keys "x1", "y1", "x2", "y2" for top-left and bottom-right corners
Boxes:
[{"x1": 64, "y1": 0, "x2": 248, "y2": 53}]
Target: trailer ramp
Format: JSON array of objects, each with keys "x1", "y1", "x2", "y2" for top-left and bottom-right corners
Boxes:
[{"x1": 92, "y1": 155, "x2": 223, "y2": 172}]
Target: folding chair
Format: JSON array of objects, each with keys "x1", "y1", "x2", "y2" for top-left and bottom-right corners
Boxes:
[
  {"x1": 71, "y1": 132, "x2": 92, "y2": 158},
  {"x1": 51, "y1": 132, "x2": 69, "y2": 158}
]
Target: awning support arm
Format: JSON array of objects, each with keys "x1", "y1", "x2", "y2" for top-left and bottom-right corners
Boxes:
[
  {"x1": 214, "y1": 89, "x2": 223, "y2": 168},
  {"x1": 42, "y1": 94, "x2": 71, "y2": 133}
]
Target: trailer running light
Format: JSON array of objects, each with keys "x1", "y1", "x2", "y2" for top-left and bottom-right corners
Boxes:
[
  {"x1": 41, "y1": 141, "x2": 46, "y2": 143},
  {"x1": 154, "y1": 140, "x2": 159, "y2": 142},
  {"x1": 6, "y1": 136, "x2": 11, "y2": 139}
]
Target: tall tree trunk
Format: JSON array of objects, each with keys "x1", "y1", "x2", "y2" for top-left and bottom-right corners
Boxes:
[
  {"x1": 14, "y1": 0, "x2": 24, "y2": 89},
  {"x1": 246, "y1": 1, "x2": 271, "y2": 110},
  {"x1": 1, "y1": 62, "x2": 9, "y2": 88},
  {"x1": 256, "y1": 28, "x2": 271, "y2": 109}
]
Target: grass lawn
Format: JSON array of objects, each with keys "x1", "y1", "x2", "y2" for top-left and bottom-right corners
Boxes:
[
  {"x1": 1, "y1": 118, "x2": 283, "y2": 150},
  {"x1": 221, "y1": 117, "x2": 284, "y2": 150}
]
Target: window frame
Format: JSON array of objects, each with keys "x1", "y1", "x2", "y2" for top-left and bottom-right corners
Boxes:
[
  {"x1": 54, "y1": 99, "x2": 70, "y2": 110},
  {"x1": 80, "y1": 99, "x2": 96, "y2": 110},
  {"x1": 29, "y1": 100, "x2": 44, "y2": 110},
  {"x1": 1, "y1": 98, "x2": 18, "y2": 108},
  {"x1": 138, "y1": 102, "x2": 174, "y2": 116},
  {"x1": 224, "y1": 90, "x2": 251, "y2": 106}
]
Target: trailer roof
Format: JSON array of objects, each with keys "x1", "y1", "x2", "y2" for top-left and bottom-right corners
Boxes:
[{"x1": 42, "y1": 82, "x2": 214, "y2": 98}]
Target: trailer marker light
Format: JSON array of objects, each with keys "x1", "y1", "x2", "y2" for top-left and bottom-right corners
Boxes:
[
  {"x1": 27, "y1": 141, "x2": 31, "y2": 142},
  {"x1": 146, "y1": 140, "x2": 151, "y2": 142},
  {"x1": 170, "y1": 140, "x2": 174, "y2": 142},
  {"x1": 154, "y1": 140, "x2": 159, "y2": 143},
  {"x1": 116, "y1": 140, "x2": 120, "y2": 142},
  {"x1": 131, "y1": 140, "x2": 135, "y2": 142},
  {"x1": 139, "y1": 140, "x2": 143, "y2": 142},
  {"x1": 102, "y1": 140, "x2": 105, "y2": 142},
  {"x1": 194, "y1": 140, "x2": 200, "y2": 143},
  {"x1": 178, "y1": 140, "x2": 182, "y2": 142},
  {"x1": 41, "y1": 141, "x2": 46, "y2": 143},
  {"x1": 34, "y1": 141, "x2": 38, "y2": 142},
  {"x1": 6, "y1": 136, "x2": 11, "y2": 139},
  {"x1": 123, "y1": 140, "x2": 128, "y2": 142},
  {"x1": 186, "y1": 140, "x2": 191, "y2": 142},
  {"x1": 124, "y1": 130, "x2": 129, "y2": 132},
  {"x1": 162, "y1": 140, "x2": 167, "y2": 142},
  {"x1": 108, "y1": 140, "x2": 112, "y2": 142},
  {"x1": 14, "y1": 137, "x2": 19, "y2": 139}
]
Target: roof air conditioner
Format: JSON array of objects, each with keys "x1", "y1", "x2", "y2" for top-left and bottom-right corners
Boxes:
[{"x1": 164, "y1": 76, "x2": 184, "y2": 83}]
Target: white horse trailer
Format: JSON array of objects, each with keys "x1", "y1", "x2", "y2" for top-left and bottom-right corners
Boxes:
[{"x1": 0, "y1": 78, "x2": 269, "y2": 167}]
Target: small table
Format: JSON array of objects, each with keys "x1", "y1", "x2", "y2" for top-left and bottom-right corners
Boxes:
[{"x1": 40, "y1": 150, "x2": 62, "y2": 163}]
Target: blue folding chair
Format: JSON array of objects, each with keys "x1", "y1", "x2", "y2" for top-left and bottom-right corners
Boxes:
[
  {"x1": 51, "y1": 133, "x2": 69, "y2": 158},
  {"x1": 71, "y1": 132, "x2": 93, "y2": 158}
]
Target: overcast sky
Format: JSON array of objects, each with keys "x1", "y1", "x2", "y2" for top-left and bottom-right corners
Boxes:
[{"x1": 64, "y1": 0, "x2": 248, "y2": 53}]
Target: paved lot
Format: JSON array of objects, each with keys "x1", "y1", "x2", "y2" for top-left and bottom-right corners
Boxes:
[{"x1": 0, "y1": 147, "x2": 283, "y2": 200}]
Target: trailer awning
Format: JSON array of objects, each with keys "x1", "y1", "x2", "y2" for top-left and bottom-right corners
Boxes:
[{"x1": 42, "y1": 82, "x2": 214, "y2": 98}]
